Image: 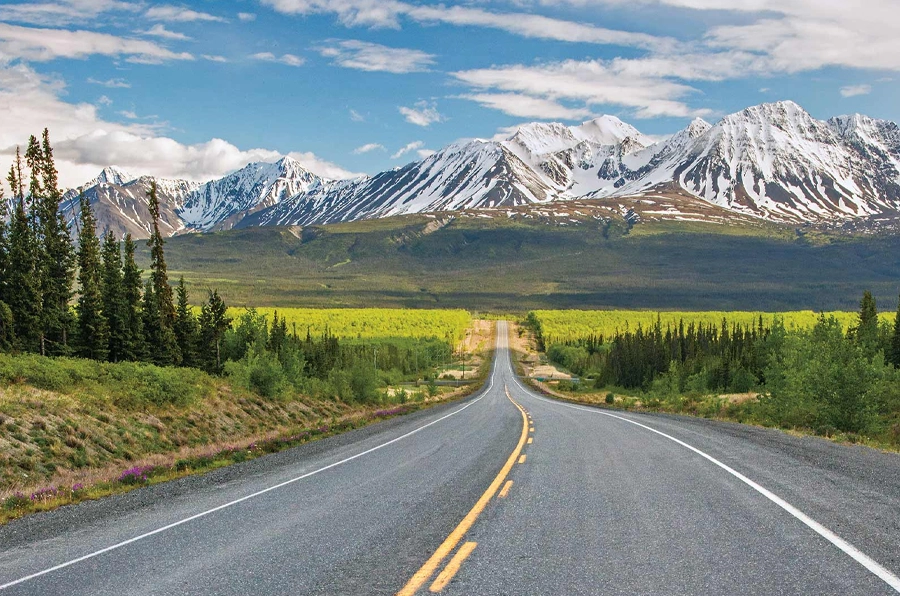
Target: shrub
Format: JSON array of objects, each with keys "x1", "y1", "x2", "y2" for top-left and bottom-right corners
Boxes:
[{"x1": 605, "y1": 392, "x2": 615, "y2": 404}]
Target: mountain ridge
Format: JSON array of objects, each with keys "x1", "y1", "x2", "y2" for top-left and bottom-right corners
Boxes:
[{"x1": 62, "y1": 100, "x2": 900, "y2": 238}]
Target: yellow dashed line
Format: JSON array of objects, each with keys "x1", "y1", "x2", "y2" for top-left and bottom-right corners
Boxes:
[
  {"x1": 518, "y1": 454, "x2": 527, "y2": 464},
  {"x1": 498, "y1": 480, "x2": 513, "y2": 498},
  {"x1": 396, "y1": 385, "x2": 528, "y2": 596},
  {"x1": 527, "y1": 437, "x2": 533, "y2": 444}
]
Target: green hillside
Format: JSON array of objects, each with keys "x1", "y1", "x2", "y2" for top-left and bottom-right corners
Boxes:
[{"x1": 138, "y1": 214, "x2": 900, "y2": 312}]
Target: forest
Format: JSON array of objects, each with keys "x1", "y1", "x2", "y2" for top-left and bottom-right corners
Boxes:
[
  {"x1": 530, "y1": 301, "x2": 900, "y2": 445},
  {"x1": 0, "y1": 131, "x2": 460, "y2": 403}
]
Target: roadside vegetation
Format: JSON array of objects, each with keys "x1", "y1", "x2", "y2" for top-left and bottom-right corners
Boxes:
[
  {"x1": 0, "y1": 131, "x2": 488, "y2": 523},
  {"x1": 526, "y1": 298, "x2": 900, "y2": 449}
]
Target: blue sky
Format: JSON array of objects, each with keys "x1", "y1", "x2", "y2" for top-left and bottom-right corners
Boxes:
[{"x1": 0, "y1": 0, "x2": 898, "y2": 187}]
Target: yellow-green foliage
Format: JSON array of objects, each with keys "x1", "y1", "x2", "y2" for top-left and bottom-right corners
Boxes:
[
  {"x1": 530, "y1": 310, "x2": 894, "y2": 346},
  {"x1": 225, "y1": 308, "x2": 471, "y2": 342}
]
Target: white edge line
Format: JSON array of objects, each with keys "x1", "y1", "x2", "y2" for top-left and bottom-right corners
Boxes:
[
  {"x1": 509, "y1": 375, "x2": 900, "y2": 593},
  {"x1": 0, "y1": 372, "x2": 498, "y2": 591}
]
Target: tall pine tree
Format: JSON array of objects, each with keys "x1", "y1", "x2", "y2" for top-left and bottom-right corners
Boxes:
[
  {"x1": 101, "y1": 232, "x2": 127, "y2": 362},
  {"x1": 37, "y1": 130, "x2": 75, "y2": 354},
  {"x1": 6, "y1": 149, "x2": 40, "y2": 351},
  {"x1": 173, "y1": 277, "x2": 199, "y2": 368},
  {"x1": 23, "y1": 136, "x2": 46, "y2": 354},
  {"x1": 75, "y1": 194, "x2": 108, "y2": 360},
  {"x1": 121, "y1": 234, "x2": 145, "y2": 361},
  {"x1": 891, "y1": 293, "x2": 900, "y2": 369},
  {"x1": 856, "y1": 290, "x2": 879, "y2": 358},
  {"x1": 0, "y1": 186, "x2": 11, "y2": 351},
  {"x1": 143, "y1": 181, "x2": 180, "y2": 365},
  {"x1": 198, "y1": 289, "x2": 230, "y2": 374}
]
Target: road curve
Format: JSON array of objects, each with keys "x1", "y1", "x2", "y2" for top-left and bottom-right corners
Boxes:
[{"x1": 1, "y1": 322, "x2": 899, "y2": 595}]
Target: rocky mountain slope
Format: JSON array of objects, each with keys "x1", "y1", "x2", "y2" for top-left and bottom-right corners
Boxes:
[{"x1": 62, "y1": 101, "x2": 900, "y2": 238}]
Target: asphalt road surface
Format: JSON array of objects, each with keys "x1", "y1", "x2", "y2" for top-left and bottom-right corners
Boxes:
[{"x1": 1, "y1": 322, "x2": 898, "y2": 595}]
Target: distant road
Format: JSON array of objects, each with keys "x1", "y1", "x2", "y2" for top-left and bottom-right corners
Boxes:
[{"x1": 1, "y1": 323, "x2": 899, "y2": 595}]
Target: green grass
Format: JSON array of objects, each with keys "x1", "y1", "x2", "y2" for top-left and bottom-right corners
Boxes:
[{"x1": 143, "y1": 214, "x2": 900, "y2": 312}]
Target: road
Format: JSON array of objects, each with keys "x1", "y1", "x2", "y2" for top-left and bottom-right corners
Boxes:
[{"x1": 1, "y1": 322, "x2": 899, "y2": 595}]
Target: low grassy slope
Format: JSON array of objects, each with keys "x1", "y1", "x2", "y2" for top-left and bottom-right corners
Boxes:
[{"x1": 142, "y1": 210, "x2": 900, "y2": 311}]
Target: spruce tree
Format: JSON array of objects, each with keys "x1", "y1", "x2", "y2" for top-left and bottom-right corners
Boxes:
[
  {"x1": 37, "y1": 130, "x2": 75, "y2": 354},
  {"x1": 891, "y1": 293, "x2": 900, "y2": 368},
  {"x1": 144, "y1": 181, "x2": 180, "y2": 365},
  {"x1": 856, "y1": 290, "x2": 879, "y2": 358},
  {"x1": 121, "y1": 234, "x2": 145, "y2": 361},
  {"x1": 0, "y1": 187, "x2": 10, "y2": 351},
  {"x1": 173, "y1": 277, "x2": 199, "y2": 368},
  {"x1": 101, "y1": 232, "x2": 126, "y2": 362},
  {"x1": 75, "y1": 194, "x2": 108, "y2": 360},
  {"x1": 198, "y1": 289, "x2": 230, "y2": 374},
  {"x1": 6, "y1": 150, "x2": 40, "y2": 351}
]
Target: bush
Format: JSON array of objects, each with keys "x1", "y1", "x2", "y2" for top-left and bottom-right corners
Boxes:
[{"x1": 605, "y1": 392, "x2": 615, "y2": 404}]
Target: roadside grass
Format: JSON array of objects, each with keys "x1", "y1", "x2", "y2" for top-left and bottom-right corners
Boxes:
[{"x1": 0, "y1": 329, "x2": 495, "y2": 525}]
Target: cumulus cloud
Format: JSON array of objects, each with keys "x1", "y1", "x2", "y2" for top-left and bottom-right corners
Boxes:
[
  {"x1": 0, "y1": 23, "x2": 193, "y2": 63},
  {"x1": 0, "y1": 63, "x2": 357, "y2": 192},
  {"x1": 317, "y1": 39, "x2": 435, "y2": 73},
  {"x1": 840, "y1": 84, "x2": 872, "y2": 98},
  {"x1": 237, "y1": 12, "x2": 257, "y2": 21},
  {"x1": 251, "y1": 52, "x2": 305, "y2": 67},
  {"x1": 353, "y1": 143, "x2": 385, "y2": 154},
  {"x1": 145, "y1": 5, "x2": 228, "y2": 23},
  {"x1": 398, "y1": 101, "x2": 444, "y2": 126}
]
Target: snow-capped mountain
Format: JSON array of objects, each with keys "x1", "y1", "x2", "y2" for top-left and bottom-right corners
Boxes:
[
  {"x1": 66, "y1": 100, "x2": 900, "y2": 238},
  {"x1": 179, "y1": 157, "x2": 325, "y2": 231}
]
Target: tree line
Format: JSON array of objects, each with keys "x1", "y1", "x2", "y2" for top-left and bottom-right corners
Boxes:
[
  {"x1": 0, "y1": 130, "x2": 455, "y2": 404},
  {"x1": 537, "y1": 292, "x2": 900, "y2": 439},
  {"x1": 0, "y1": 130, "x2": 230, "y2": 371}
]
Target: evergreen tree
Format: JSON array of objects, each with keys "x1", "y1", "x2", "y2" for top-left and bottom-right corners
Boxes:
[
  {"x1": 36, "y1": 130, "x2": 75, "y2": 354},
  {"x1": 0, "y1": 186, "x2": 10, "y2": 351},
  {"x1": 173, "y1": 277, "x2": 199, "y2": 368},
  {"x1": 6, "y1": 150, "x2": 40, "y2": 351},
  {"x1": 891, "y1": 293, "x2": 900, "y2": 369},
  {"x1": 856, "y1": 290, "x2": 879, "y2": 358},
  {"x1": 121, "y1": 234, "x2": 145, "y2": 361},
  {"x1": 75, "y1": 194, "x2": 108, "y2": 360},
  {"x1": 100, "y1": 232, "x2": 127, "y2": 362},
  {"x1": 144, "y1": 181, "x2": 180, "y2": 365},
  {"x1": 198, "y1": 289, "x2": 230, "y2": 373}
]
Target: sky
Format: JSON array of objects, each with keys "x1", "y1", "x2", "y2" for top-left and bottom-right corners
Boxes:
[{"x1": 0, "y1": 0, "x2": 899, "y2": 189}]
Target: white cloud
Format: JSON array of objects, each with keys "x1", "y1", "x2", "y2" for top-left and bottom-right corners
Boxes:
[
  {"x1": 353, "y1": 143, "x2": 385, "y2": 154},
  {"x1": 391, "y1": 140, "x2": 424, "y2": 159},
  {"x1": 0, "y1": 23, "x2": 194, "y2": 63},
  {"x1": 118, "y1": 109, "x2": 139, "y2": 119},
  {"x1": 251, "y1": 52, "x2": 305, "y2": 67},
  {"x1": 87, "y1": 77, "x2": 130, "y2": 88},
  {"x1": 0, "y1": 0, "x2": 137, "y2": 26},
  {"x1": 317, "y1": 39, "x2": 435, "y2": 73},
  {"x1": 349, "y1": 109, "x2": 365, "y2": 122},
  {"x1": 452, "y1": 60, "x2": 710, "y2": 119},
  {"x1": 145, "y1": 5, "x2": 228, "y2": 23},
  {"x1": 399, "y1": 101, "x2": 444, "y2": 126},
  {"x1": 0, "y1": 63, "x2": 357, "y2": 193},
  {"x1": 237, "y1": 12, "x2": 257, "y2": 21},
  {"x1": 840, "y1": 84, "x2": 872, "y2": 98},
  {"x1": 202, "y1": 54, "x2": 228, "y2": 63},
  {"x1": 138, "y1": 24, "x2": 192, "y2": 41},
  {"x1": 416, "y1": 148, "x2": 436, "y2": 159},
  {"x1": 457, "y1": 93, "x2": 593, "y2": 120},
  {"x1": 97, "y1": 95, "x2": 113, "y2": 106},
  {"x1": 260, "y1": 0, "x2": 671, "y2": 49},
  {"x1": 286, "y1": 151, "x2": 362, "y2": 179}
]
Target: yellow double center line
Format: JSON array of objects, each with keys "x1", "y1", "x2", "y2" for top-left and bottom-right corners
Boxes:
[{"x1": 396, "y1": 385, "x2": 529, "y2": 595}]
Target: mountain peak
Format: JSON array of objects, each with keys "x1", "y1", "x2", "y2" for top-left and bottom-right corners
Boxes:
[{"x1": 93, "y1": 166, "x2": 134, "y2": 187}]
